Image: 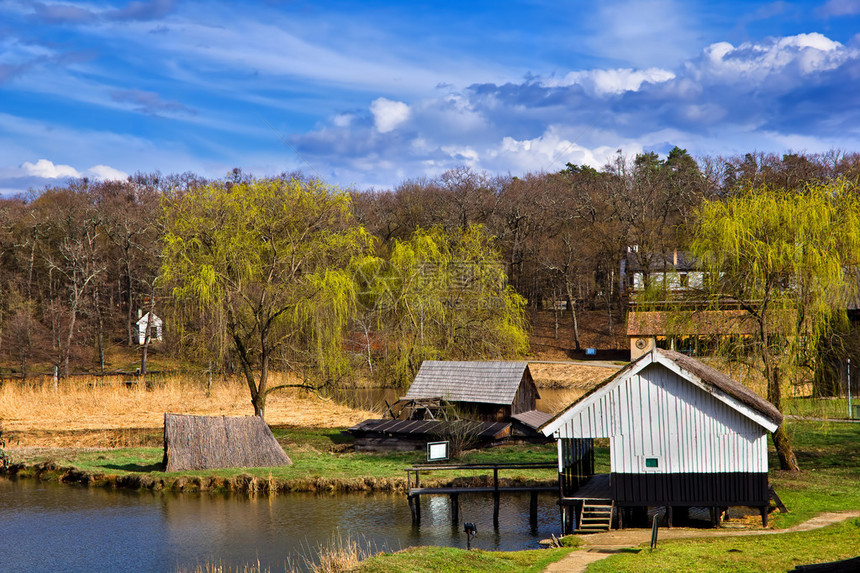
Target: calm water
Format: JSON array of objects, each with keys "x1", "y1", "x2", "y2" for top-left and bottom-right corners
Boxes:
[{"x1": 0, "y1": 477, "x2": 563, "y2": 572}]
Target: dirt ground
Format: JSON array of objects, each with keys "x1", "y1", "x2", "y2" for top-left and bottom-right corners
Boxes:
[
  {"x1": 529, "y1": 309, "x2": 627, "y2": 357},
  {"x1": 543, "y1": 511, "x2": 860, "y2": 573}
]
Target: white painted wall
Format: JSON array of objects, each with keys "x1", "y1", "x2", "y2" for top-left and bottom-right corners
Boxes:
[{"x1": 552, "y1": 363, "x2": 769, "y2": 474}]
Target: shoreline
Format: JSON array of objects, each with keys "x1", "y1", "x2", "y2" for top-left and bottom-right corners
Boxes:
[
  {"x1": 0, "y1": 459, "x2": 410, "y2": 494},
  {"x1": 0, "y1": 457, "x2": 555, "y2": 496}
]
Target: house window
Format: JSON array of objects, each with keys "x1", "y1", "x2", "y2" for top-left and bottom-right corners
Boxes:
[
  {"x1": 679, "y1": 273, "x2": 689, "y2": 287},
  {"x1": 645, "y1": 457, "x2": 659, "y2": 468}
]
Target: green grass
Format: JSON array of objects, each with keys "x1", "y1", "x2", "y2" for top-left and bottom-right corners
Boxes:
[
  {"x1": 785, "y1": 397, "x2": 855, "y2": 419},
  {"x1": 25, "y1": 429, "x2": 561, "y2": 487},
  {"x1": 586, "y1": 518, "x2": 860, "y2": 573},
  {"x1": 354, "y1": 546, "x2": 574, "y2": 573},
  {"x1": 767, "y1": 420, "x2": 860, "y2": 528}
]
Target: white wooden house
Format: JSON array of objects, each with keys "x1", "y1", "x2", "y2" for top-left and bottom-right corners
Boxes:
[
  {"x1": 136, "y1": 311, "x2": 163, "y2": 345},
  {"x1": 541, "y1": 348, "x2": 782, "y2": 532}
]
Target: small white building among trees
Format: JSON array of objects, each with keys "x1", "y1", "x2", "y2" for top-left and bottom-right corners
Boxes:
[{"x1": 136, "y1": 311, "x2": 163, "y2": 345}]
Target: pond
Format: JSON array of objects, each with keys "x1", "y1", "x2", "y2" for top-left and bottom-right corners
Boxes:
[{"x1": 0, "y1": 477, "x2": 564, "y2": 572}]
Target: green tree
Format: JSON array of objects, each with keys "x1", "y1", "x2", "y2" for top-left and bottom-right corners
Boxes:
[
  {"x1": 691, "y1": 182, "x2": 860, "y2": 471},
  {"x1": 161, "y1": 178, "x2": 372, "y2": 418},
  {"x1": 362, "y1": 225, "x2": 529, "y2": 386}
]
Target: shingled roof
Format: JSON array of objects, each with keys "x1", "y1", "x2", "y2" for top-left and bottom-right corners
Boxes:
[{"x1": 405, "y1": 360, "x2": 533, "y2": 405}]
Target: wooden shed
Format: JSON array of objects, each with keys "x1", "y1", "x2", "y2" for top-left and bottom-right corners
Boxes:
[
  {"x1": 404, "y1": 360, "x2": 540, "y2": 422},
  {"x1": 541, "y1": 348, "x2": 782, "y2": 532}
]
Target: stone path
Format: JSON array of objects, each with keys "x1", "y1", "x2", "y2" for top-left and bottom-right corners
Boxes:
[{"x1": 543, "y1": 511, "x2": 860, "y2": 573}]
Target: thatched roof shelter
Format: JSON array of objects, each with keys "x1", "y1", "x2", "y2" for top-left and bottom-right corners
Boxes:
[{"x1": 162, "y1": 413, "x2": 291, "y2": 472}]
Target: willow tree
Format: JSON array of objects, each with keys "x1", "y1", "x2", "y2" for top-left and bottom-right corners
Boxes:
[
  {"x1": 691, "y1": 182, "x2": 860, "y2": 471},
  {"x1": 161, "y1": 178, "x2": 371, "y2": 418},
  {"x1": 361, "y1": 225, "x2": 529, "y2": 386}
]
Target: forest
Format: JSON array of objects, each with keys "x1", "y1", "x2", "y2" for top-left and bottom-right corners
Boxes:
[{"x1": 1, "y1": 148, "x2": 859, "y2": 394}]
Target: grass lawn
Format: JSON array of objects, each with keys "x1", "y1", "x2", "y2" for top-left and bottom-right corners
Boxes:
[
  {"x1": 354, "y1": 546, "x2": 574, "y2": 573},
  {"x1": 14, "y1": 428, "x2": 560, "y2": 488},
  {"x1": 586, "y1": 518, "x2": 860, "y2": 573},
  {"x1": 785, "y1": 396, "x2": 855, "y2": 420},
  {"x1": 768, "y1": 420, "x2": 860, "y2": 528}
]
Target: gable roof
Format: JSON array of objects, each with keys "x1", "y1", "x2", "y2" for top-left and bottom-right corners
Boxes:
[
  {"x1": 136, "y1": 311, "x2": 162, "y2": 327},
  {"x1": 541, "y1": 348, "x2": 782, "y2": 436},
  {"x1": 405, "y1": 360, "x2": 533, "y2": 405}
]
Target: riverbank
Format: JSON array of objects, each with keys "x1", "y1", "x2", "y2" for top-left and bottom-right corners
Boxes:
[{"x1": 1, "y1": 426, "x2": 562, "y2": 495}]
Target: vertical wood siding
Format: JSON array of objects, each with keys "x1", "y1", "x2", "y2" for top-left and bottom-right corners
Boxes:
[{"x1": 554, "y1": 363, "x2": 768, "y2": 475}]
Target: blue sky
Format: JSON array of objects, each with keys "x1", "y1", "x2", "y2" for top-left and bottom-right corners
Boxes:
[{"x1": 2, "y1": 0, "x2": 860, "y2": 194}]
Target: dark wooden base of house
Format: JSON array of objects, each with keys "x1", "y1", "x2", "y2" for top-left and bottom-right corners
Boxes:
[
  {"x1": 611, "y1": 472, "x2": 769, "y2": 507},
  {"x1": 558, "y1": 472, "x2": 773, "y2": 533}
]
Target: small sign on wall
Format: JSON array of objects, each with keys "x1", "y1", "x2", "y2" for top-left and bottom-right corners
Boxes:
[{"x1": 427, "y1": 441, "x2": 449, "y2": 462}]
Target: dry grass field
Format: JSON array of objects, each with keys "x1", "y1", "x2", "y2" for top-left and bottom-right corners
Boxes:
[{"x1": 0, "y1": 373, "x2": 375, "y2": 448}]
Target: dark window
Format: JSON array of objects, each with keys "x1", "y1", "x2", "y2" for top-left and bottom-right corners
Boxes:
[{"x1": 645, "y1": 458, "x2": 659, "y2": 468}]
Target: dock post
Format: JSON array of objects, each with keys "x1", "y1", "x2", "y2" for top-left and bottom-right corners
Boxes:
[
  {"x1": 408, "y1": 495, "x2": 421, "y2": 525},
  {"x1": 493, "y1": 466, "x2": 500, "y2": 528},
  {"x1": 760, "y1": 505, "x2": 768, "y2": 527},
  {"x1": 450, "y1": 493, "x2": 459, "y2": 524},
  {"x1": 529, "y1": 491, "x2": 538, "y2": 527},
  {"x1": 667, "y1": 505, "x2": 673, "y2": 529}
]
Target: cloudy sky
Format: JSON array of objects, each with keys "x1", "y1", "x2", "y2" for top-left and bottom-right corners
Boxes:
[{"x1": 2, "y1": 0, "x2": 860, "y2": 194}]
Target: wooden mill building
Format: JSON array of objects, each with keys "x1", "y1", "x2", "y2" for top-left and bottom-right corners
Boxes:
[
  {"x1": 349, "y1": 360, "x2": 551, "y2": 452},
  {"x1": 405, "y1": 360, "x2": 541, "y2": 422},
  {"x1": 541, "y1": 348, "x2": 782, "y2": 532}
]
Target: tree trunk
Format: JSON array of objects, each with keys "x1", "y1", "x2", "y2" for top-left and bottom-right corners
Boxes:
[
  {"x1": 255, "y1": 328, "x2": 270, "y2": 419},
  {"x1": 93, "y1": 285, "x2": 105, "y2": 373},
  {"x1": 772, "y1": 425, "x2": 799, "y2": 472},
  {"x1": 565, "y1": 283, "x2": 581, "y2": 351},
  {"x1": 766, "y1": 364, "x2": 800, "y2": 472}
]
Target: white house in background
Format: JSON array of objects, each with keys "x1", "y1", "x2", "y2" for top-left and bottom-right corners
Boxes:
[{"x1": 136, "y1": 311, "x2": 163, "y2": 344}]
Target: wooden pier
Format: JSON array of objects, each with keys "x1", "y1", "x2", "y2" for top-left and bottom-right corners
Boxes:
[{"x1": 405, "y1": 462, "x2": 557, "y2": 527}]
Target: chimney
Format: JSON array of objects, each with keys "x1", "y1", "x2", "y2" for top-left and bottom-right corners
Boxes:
[{"x1": 673, "y1": 249, "x2": 678, "y2": 266}]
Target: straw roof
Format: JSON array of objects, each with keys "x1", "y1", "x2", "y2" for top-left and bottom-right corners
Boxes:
[{"x1": 162, "y1": 413, "x2": 291, "y2": 472}]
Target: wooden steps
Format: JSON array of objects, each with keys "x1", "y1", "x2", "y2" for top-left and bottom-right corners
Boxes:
[{"x1": 576, "y1": 499, "x2": 613, "y2": 533}]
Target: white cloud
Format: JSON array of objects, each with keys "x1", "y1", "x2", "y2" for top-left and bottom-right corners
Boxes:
[
  {"x1": 484, "y1": 129, "x2": 619, "y2": 173},
  {"x1": 370, "y1": 97, "x2": 411, "y2": 133},
  {"x1": 87, "y1": 164, "x2": 128, "y2": 181},
  {"x1": 698, "y1": 33, "x2": 851, "y2": 81},
  {"x1": 21, "y1": 158, "x2": 81, "y2": 179},
  {"x1": 440, "y1": 145, "x2": 479, "y2": 164},
  {"x1": 332, "y1": 113, "x2": 354, "y2": 127},
  {"x1": 547, "y1": 68, "x2": 675, "y2": 95}
]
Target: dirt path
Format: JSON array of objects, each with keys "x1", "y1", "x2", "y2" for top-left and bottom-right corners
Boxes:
[{"x1": 544, "y1": 511, "x2": 860, "y2": 573}]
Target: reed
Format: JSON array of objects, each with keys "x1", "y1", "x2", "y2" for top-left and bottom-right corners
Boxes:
[
  {"x1": 0, "y1": 373, "x2": 374, "y2": 448},
  {"x1": 307, "y1": 531, "x2": 378, "y2": 573}
]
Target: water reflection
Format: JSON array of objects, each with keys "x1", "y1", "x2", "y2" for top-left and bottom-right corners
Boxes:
[{"x1": 0, "y1": 478, "x2": 563, "y2": 572}]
